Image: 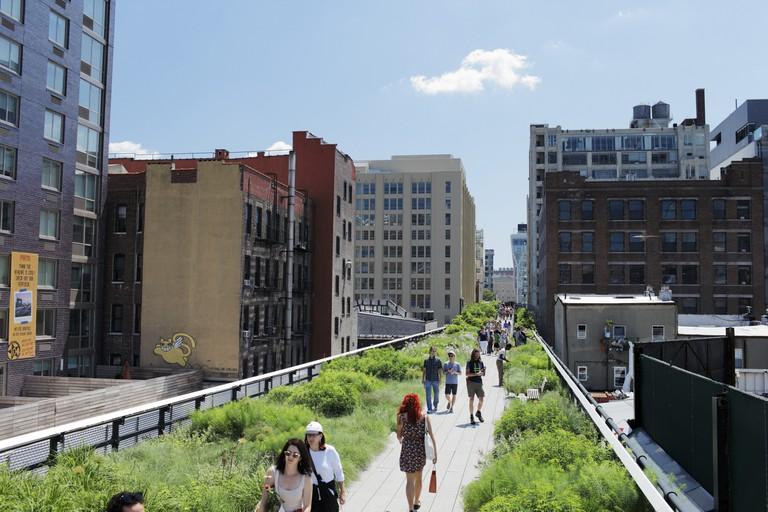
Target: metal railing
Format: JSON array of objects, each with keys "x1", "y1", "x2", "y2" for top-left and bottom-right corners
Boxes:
[{"x1": 0, "y1": 328, "x2": 444, "y2": 472}]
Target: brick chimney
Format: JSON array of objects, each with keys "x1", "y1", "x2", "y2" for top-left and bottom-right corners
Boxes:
[
  {"x1": 695, "y1": 89, "x2": 706, "y2": 126},
  {"x1": 214, "y1": 148, "x2": 230, "y2": 160}
]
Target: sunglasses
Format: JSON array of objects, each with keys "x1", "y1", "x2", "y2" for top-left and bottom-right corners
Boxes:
[{"x1": 284, "y1": 451, "x2": 301, "y2": 459}]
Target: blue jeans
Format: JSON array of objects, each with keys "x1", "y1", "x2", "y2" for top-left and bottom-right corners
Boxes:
[{"x1": 424, "y1": 380, "x2": 440, "y2": 411}]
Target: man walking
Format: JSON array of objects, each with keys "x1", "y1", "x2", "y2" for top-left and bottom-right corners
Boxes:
[
  {"x1": 422, "y1": 346, "x2": 443, "y2": 414},
  {"x1": 466, "y1": 348, "x2": 486, "y2": 425},
  {"x1": 443, "y1": 350, "x2": 461, "y2": 412}
]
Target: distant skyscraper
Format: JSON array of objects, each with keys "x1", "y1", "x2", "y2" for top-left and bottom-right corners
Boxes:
[
  {"x1": 484, "y1": 249, "x2": 494, "y2": 291},
  {"x1": 354, "y1": 155, "x2": 477, "y2": 326},
  {"x1": 475, "y1": 229, "x2": 484, "y2": 302},
  {"x1": 510, "y1": 224, "x2": 528, "y2": 304},
  {"x1": 528, "y1": 90, "x2": 710, "y2": 318}
]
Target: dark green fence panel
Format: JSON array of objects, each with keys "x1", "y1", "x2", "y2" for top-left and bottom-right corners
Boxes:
[{"x1": 728, "y1": 390, "x2": 768, "y2": 510}]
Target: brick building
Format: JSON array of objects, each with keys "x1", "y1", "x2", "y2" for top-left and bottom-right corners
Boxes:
[
  {"x1": 537, "y1": 158, "x2": 765, "y2": 341},
  {"x1": 0, "y1": 1, "x2": 115, "y2": 394}
]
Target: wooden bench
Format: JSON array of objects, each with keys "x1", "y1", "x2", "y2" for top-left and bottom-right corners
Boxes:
[{"x1": 526, "y1": 377, "x2": 547, "y2": 401}]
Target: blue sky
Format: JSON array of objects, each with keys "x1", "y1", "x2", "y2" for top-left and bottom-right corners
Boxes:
[{"x1": 109, "y1": 0, "x2": 767, "y2": 267}]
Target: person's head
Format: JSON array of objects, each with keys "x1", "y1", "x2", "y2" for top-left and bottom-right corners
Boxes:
[
  {"x1": 106, "y1": 492, "x2": 145, "y2": 512},
  {"x1": 398, "y1": 393, "x2": 422, "y2": 424},
  {"x1": 428, "y1": 346, "x2": 436, "y2": 357},
  {"x1": 304, "y1": 421, "x2": 326, "y2": 451},
  {"x1": 506, "y1": 343, "x2": 513, "y2": 350},
  {"x1": 470, "y1": 348, "x2": 481, "y2": 361},
  {"x1": 276, "y1": 438, "x2": 313, "y2": 475},
  {"x1": 447, "y1": 350, "x2": 456, "y2": 361}
]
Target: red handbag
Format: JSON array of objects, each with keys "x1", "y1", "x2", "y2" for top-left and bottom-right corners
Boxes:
[{"x1": 428, "y1": 465, "x2": 437, "y2": 493}]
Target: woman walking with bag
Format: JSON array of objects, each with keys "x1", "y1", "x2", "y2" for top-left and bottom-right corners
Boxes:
[
  {"x1": 396, "y1": 393, "x2": 437, "y2": 512},
  {"x1": 304, "y1": 421, "x2": 345, "y2": 512},
  {"x1": 255, "y1": 438, "x2": 313, "y2": 512}
]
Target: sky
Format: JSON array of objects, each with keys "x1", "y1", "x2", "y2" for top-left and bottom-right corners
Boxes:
[{"x1": 109, "y1": 0, "x2": 768, "y2": 267}]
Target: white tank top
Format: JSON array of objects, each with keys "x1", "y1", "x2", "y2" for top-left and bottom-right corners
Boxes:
[{"x1": 274, "y1": 469, "x2": 306, "y2": 512}]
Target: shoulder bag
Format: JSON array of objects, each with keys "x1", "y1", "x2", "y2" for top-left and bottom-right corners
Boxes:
[{"x1": 311, "y1": 462, "x2": 339, "y2": 512}]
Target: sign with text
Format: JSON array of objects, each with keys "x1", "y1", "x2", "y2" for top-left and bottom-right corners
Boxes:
[{"x1": 7, "y1": 252, "x2": 37, "y2": 361}]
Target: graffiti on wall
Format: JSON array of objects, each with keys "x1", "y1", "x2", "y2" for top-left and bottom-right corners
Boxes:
[{"x1": 154, "y1": 333, "x2": 196, "y2": 367}]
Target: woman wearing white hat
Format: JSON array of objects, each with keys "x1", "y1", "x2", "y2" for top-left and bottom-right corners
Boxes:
[{"x1": 304, "y1": 421, "x2": 346, "y2": 512}]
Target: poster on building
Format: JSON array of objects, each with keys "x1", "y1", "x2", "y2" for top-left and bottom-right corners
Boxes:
[{"x1": 7, "y1": 252, "x2": 37, "y2": 361}]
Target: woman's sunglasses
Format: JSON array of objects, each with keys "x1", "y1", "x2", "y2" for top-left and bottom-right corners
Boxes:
[{"x1": 284, "y1": 451, "x2": 301, "y2": 459}]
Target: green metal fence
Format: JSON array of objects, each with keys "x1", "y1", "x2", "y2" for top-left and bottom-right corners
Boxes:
[{"x1": 636, "y1": 354, "x2": 768, "y2": 511}]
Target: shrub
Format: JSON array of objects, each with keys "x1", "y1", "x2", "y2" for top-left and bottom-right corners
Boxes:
[
  {"x1": 514, "y1": 429, "x2": 610, "y2": 470},
  {"x1": 479, "y1": 484, "x2": 584, "y2": 512},
  {"x1": 494, "y1": 392, "x2": 596, "y2": 444},
  {"x1": 291, "y1": 376, "x2": 360, "y2": 417},
  {"x1": 325, "y1": 347, "x2": 420, "y2": 381},
  {"x1": 515, "y1": 307, "x2": 536, "y2": 330}
]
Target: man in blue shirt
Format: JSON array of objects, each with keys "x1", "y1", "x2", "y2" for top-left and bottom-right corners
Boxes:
[{"x1": 422, "y1": 346, "x2": 443, "y2": 414}]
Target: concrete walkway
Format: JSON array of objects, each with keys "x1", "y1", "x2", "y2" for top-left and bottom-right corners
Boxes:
[{"x1": 345, "y1": 354, "x2": 509, "y2": 512}]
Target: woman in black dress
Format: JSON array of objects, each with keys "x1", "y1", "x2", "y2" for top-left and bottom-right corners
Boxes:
[{"x1": 396, "y1": 393, "x2": 437, "y2": 512}]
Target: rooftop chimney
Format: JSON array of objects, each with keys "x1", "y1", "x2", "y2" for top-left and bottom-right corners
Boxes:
[
  {"x1": 695, "y1": 89, "x2": 706, "y2": 126},
  {"x1": 214, "y1": 148, "x2": 230, "y2": 160}
]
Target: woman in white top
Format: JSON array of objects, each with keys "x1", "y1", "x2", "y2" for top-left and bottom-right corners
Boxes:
[
  {"x1": 256, "y1": 438, "x2": 313, "y2": 512},
  {"x1": 304, "y1": 421, "x2": 346, "y2": 511}
]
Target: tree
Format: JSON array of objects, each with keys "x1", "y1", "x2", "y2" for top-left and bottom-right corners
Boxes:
[{"x1": 483, "y1": 289, "x2": 496, "y2": 301}]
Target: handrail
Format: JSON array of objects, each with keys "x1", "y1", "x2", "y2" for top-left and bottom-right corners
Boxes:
[
  {"x1": 532, "y1": 331, "x2": 677, "y2": 512},
  {"x1": 0, "y1": 327, "x2": 445, "y2": 469}
]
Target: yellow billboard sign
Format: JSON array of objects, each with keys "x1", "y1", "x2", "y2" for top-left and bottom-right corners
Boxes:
[{"x1": 7, "y1": 252, "x2": 37, "y2": 360}]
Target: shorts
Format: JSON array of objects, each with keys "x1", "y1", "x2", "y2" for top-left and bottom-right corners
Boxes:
[
  {"x1": 467, "y1": 380, "x2": 485, "y2": 399},
  {"x1": 444, "y1": 383, "x2": 458, "y2": 395}
]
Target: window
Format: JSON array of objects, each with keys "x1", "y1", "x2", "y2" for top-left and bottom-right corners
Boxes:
[
  {"x1": 738, "y1": 266, "x2": 752, "y2": 285},
  {"x1": 78, "y1": 79, "x2": 102, "y2": 124},
  {"x1": 84, "y1": 0, "x2": 107, "y2": 37},
  {"x1": 114, "y1": 204, "x2": 127, "y2": 233},
  {"x1": 445, "y1": 229, "x2": 451, "y2": 240},
  {"x1": 0, "y1": 308, "x2": 6, "y2": 340},
  {"x1": 681, "y1": 265, "x2": 698, "y2": 285},
  {"x1": 661, "y1": 232, "x2": 677, "y2": 252},
  {"x1": 714, "y1": 297, "x2": 728, "y2": 314},
  {"x1": 44, "y1": 110, "x2": 64, "y2": 143},
  {"x1": 680, "y1": 199, "x2": 697, "y2": 220},
  {"x1": 679, "y1": 297, "x2": 698, "y2": 314},
  {"x1": 576, "y1": 324, "x2": 587, "y2": 339},
  {"x1": 80, "y1": 33, "x2": 104, "y2": 81},
  {"x1": 46, "y1": 61, "x2": 66, "y2": 95},
  {"x1": 0, "y1": 200, "x2": 12, "y2": 234},
  {"x1": 581, "y1": 264, "x2": 594, "y2": 284},
  {"x1": 335, "y1": 275, "x2": 339, "y2": 296},
  {"x1": 592, "y1": 152, "x2": 616, "y2": 165},
  {"x1": 110, "y1": 304, "x2": 123, "y2": 333},
  {"x1": 736, "y1": 200, "x2": 750, "y2": 220},
  {"x1": 0, "y1": 0, "x2": 22, "y2": 22},
  {"x1": 39, "y1": 209, "x2": 58, "y2": 239},
  {"x1": 558, "y1": 264, "x2": 571, "y2": 284},
  {"x1": 445, "y1": 245, "x2": 450, "y2": 258},
  {"x1": 712, "y1": 199, "x2": 726, "y2": 220},
  {"x1": 0, "y1": 35, "x2": 20, "y2": 74},
  {"x1": 628, "y1": 233, "x2": 645, "y2": 252},
  {"x1": 0, "y1": 254, "x2": 6, "y2": 286},
  {"x1": 38, "y1": 258, "x2": 56, "y2": 289},
  {"x1": 628, "y1": 200, "x2": 645, "y2": 220},
  {"x1": 444, "y1": 278, "x2": 450, "y2": 290},
  {"x1": 334, "y1": 317, "x2": 339, "y2": 336},
  {"x1": 581, "y1": 200, "x2": 594, "y2": 220},
  {"x1": 75, "y1": 170, "x2": 97, "y2": 211},
  {"x1": 608, "y1": 200, "x2": 624, "y2": 220},
  {"x1": 737, "y1": 233, "x2": 751, "y2": 253},
  {"x1": 622, "y1": 151, "x2": 646, "y2": 164},
  {"x1": 609, "y1": 232, "x2": 624, "y2": 252},
  {"x1": 336, "y1": 195, "x2": 341, "y2": 216},
  {"x1": 49, "y1": 11, "x2": 69, "y2": 48},
  {"x1": 609, "y1": 265, "x2": 624, "y2": 284},
  {"x1": 713, "y1": 232, "x2": 726, "y2": 252},
  {"x1": 652, "y1": 325, "x2": 665, "y2": 342},
  {"x1": 581, "y1": 232, "x2": 594, "y2": 253},
  {"x1": 681, "y1": 232, "x2": 697, "y2": 252},
  {"x1": 577, "y1": 366, "x2": 588, "y2": 382},
  {"x1": 0, "y1": 90, "x2": 17, "y2": 126},
  {"x1": 660, "y1": 200, "x2": 676, "y2": 220},
  {"x1": 662, "y1": 265, "x2": 677, "y2": 284},
  {"x1": 77, "y1": 124, "x2": 101, "y2": 168},
  {"x1": 70, "y1": 263, "x2": 93, "y2": 302},
  {"x1": 33, "y1": 359, "x2": 54, "y2": 376},
  {"x1": 36, "y1": 309, "x2": 55, "y2": 338},
  {"x1": 134, "y1": 304, "x2": 141, "y2": 334},
  {"x1": 112, "y1": 254, "x2": 125, "y2": 282},
  {"x1": 714, "y1": 265, "x2": 727, "y2": 285},
  {"x1": 445, "y1": 262, "x2": 450, "y2": 273},
  {"x1": 38, "y1": 157, "x2": 64, "y2": 191},
  {"x1": 445, "y1": 213, "x2": 451, "y2": 225},
  {"x1": 613, "y1": 325, "x2": 626, "y2": 339},
  {"x1": 613, "y1": 367, "x2": 627, "y2": 389},
  {"x1": 629, "y1": 265, "x2": 645, "y2": 284},
  {"x1": 135, "y1": 253, "x2": 142, "y2": 282},
  {"x1": 445, "y1": 180, "x2": 452, "y2": 193},
  {"x1": 558, "y1": 200, "x2": 571, "y2": 220},
  {"x1": 735, "y1": 348, "x2": 744, "y2": 369},
  {"x1": 562, "y1": 153, "x2": 587, "y2": 165},
  {"x1": 558, "y1": 232, "x2": 572, "y2": 252},
  {"x1": 335, "y1": 236, "x2": 340, "y2": 256},
  {"x1": 445, "y1": 198, "x2": 451, "y2": 210}
]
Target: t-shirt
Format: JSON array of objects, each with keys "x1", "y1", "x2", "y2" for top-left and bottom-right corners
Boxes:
[
  {"x1": 478, "y1": 330, "x2": 488, "y2": 341},
  {"x1": 466, "y1": 360, "x2": 485, "y2": 383},
  {"x1": 309, "y1": 444, "x2": 345, "y2": 485},
  {"x1": 443, "y1": 361, "x2": 461, "y2": 384},
  {"x1": 497, "y1": 348, "x2": 507, "y2": 361},
  {"x1": 424, "y1": 356, "x2": 443, "y2": 381}
]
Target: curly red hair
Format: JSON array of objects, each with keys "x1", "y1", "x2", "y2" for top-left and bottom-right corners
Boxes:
[{"x1": 398, "y1": 393, "x2": 422, "y2": 424}]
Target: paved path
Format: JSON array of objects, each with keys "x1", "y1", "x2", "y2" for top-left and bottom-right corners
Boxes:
[{"x1": 345, "y1": 354, "x2": 509, "y2": 512}]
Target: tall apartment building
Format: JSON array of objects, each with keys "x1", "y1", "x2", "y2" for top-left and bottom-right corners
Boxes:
[
  {"x1": 474, "y1": 228, "x2": 484, "y2": 302},
  {"x1": 353, "y1": 155, "x2": 476, "y2": 325},
  {"x1": 537, "y1": 160, "x2": 765, "y2": 341},
  {"x1": 492, "y1": 267, "x2": 515, "y2": 303},
  {"x1": 510, "y1": 224, "x2": 528, "y2": 305},
  {"x1": 483, "y1": 249, "x2": 494, "y2": 291},
  {"x1": 528, "y1": 90, "x2": 710, "y2": 318},
  {"x1": 106, "y1": 155, "x2": 312, "y2": 379},
  {"x1": 0, "y1": 1, "x2": 115, "y2": 394}
]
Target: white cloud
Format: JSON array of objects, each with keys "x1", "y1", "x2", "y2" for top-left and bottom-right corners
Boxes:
[
  {"x1": 108, "y1": 140, "x2": 160, "y2": 159},
  {"x1": 410, "y1": 49, "x2": 541, "y2": 95}
]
